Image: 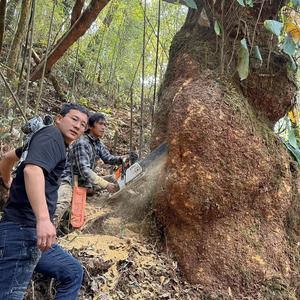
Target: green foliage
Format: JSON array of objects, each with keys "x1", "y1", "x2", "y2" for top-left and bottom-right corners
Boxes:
[
  {"x1": 264, "y1": 20, "x2": 283, "y2": 36},
  {"x1": 29, "y1": 0, "x2": 187, "y2": 109},
  {"x1": 253, "y1": 45, "x2": 262, "y2": 63},
  {"x1": 284, "y1": 129, "x2": 300, "y2": 164},
  {"x1": 183, "y1": 0, "x2": 197, "y2": 9},
  {"x1": 162, "y1": 0, "x2": 197, "y2": 9},
  {"x1": 77, "y1": 97, "x2": 91, "y2": 107},
  {"x1": 99, "y1": 107, "x2": 113, "y2": 115},
  {"x1": 236, "y1": 0, "x2": 253, "y2": 7},
  {"x1": 283, "y1": 36, "x2": 296, "y2": 56},
  {"x1": 237, "y1": 38, "x2": 249, "y2": 80},
  {"x1": 214, "y1": 20, "x2": 221, "y2": 36}
]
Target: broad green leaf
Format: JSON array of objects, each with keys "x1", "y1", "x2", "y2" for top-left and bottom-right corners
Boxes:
[
  {"x1": 236, "y1": 0, "x2": 245, "y2": 6},
  {"x1": 162, "y1": 0, "x2": 186, "y2": 5},
  {"x1": 264, "y1": 20, "x2": 283, "y2": 36},
  {"x1": 245, "y1": 0, "x2": 253, "y2": 7},
  {"x1": 288, "y1": 127, "x2": 298, "y2": 148},
  {"x1": 214, "y1": 20, "x2": 221, "y2": 36},
  {"x1": 288, "y1": 54, "x2": 297, "y2": 71},
  {"x1": 253, "y1": 45, "x2": 262, "y2": 62},
  {"x1": 184, "y1": 0, "x2": 197, "y2": 9},
  {"x1": 284, "y1": 141, "x2": 300, "y2": 164},
  {"x1": 237, "y1": 38, "x2": 249, "y2": 80},
  {"x1": 283, "y1": 36, "x2": 296, "y2": 56}
]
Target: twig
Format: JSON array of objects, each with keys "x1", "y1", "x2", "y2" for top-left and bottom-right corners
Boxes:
[
  {"x1": 0, "y1": 69, "x2": 27, "y2": 121},
  {"x1": 250, "y1": 0, "x2": 265, "y2": 54}
]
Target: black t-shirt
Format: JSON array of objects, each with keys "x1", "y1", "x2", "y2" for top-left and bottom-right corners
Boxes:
[
  {"x1": 2, "y1": 126, "x2": 66, "y2": 227},
  {"x1": 15, "y1": 147, "x2": 23, "y2": 159}
]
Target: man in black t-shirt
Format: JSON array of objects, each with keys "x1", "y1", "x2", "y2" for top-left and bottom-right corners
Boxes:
[{"x1": 0, "y1": 103, "x2": 89, "y2": 300}]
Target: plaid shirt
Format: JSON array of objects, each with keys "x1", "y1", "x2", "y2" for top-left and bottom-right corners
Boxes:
[{"x1": 61, "y1": 133, "x2": 121, "y2": 188}]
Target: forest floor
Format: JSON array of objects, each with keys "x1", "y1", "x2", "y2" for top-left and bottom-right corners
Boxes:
[
  {"x1": 23, "y1": 145, "x2": 208, "y2": 300},
  {"x1": 0, "y1": 94, "x2": 210, "y2": 300}
]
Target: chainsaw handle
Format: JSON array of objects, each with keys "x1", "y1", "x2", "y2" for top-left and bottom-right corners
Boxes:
[{"x1": 73, "y1": 175, "x2": 79, "y2": 187}]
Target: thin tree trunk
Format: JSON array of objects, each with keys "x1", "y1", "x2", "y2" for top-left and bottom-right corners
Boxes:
[
  {"x1": 30, "y1": 0, "x2": 110, "y2": 81},
  {"x1": 71, "y1": 40, "x2": 80, "y2": 101},
  {"x1": 35, "y1": 0, "x2": 56, "y2": 114},
  {"x1": 31, "y1": 49, "x2": 65, "y2": 99},
  {"x1": 0, "y1": 69, "x2": 26, "y2": 120},
  {"x1": 139, "y1": 0, "x2": 146, "y2": 157},
  {"x1": 0, "y1": 0, "x2": 6, "y2": 55},
  {"x1": 5, "y1": 0, "x2": 20, "y2": 33},
  {"x1": 151, "y1": 0, "x2": 161, "y2": 130},
  {"x1": 130, "y1": 88, "x2": 133, "y2": 152},
  {"x1": 6, "y1": 0, "x2": 31, "y2": 81},
  {"x1": 23, "y1": 0, "x2": 35, "y2": 110}
]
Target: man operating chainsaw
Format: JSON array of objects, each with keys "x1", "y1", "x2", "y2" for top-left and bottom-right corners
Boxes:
[{"x1": 53, "y1": 112, "x2": 125, "y2": 227}]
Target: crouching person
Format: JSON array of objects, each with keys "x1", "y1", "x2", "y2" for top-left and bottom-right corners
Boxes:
[
  {"x1": 54, "y1": 112, "x2": 123, "y2": 227},
  {"x1": 0, "y1": 103, "x2": 89, "y2": 300}
]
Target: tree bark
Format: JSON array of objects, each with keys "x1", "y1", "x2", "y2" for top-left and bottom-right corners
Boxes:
[
  {"x1": 30, "y1": 0, "x2": 110, "y2": 82},
  {"x1": 153, "y1": 0, "x2": 300, "y2": 296},
  {"x1": 0, "y1": 0, "x2": 6, "y2": 55},
  {"x1": 31, "y1": 48, "x2": 66, "y2": 100},
  {"x1": 71, "y1": 0, "x2": 84, "y2": 26},
  {"x1": 5, "y1": 0, "x2": 20, "y2": 33},
  {"x1": 6, "y1": 0, "x2": 31, "y2": 81}
]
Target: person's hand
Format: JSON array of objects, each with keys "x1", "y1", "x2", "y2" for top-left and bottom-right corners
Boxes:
[
  {"x1": 106, "y1": 183, "x2": 119, "y2": 193},
  {"x1": 36, "y1": 218, "x2": 56, "y2": 251}
]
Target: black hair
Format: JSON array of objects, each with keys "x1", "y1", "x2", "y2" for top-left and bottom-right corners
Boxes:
[
  {"x1": 88, "y1": 112, "x2": 106, "y2": 128},
  {"x1": 59, "y1": 103, "x2": 89, "y2": 117}
]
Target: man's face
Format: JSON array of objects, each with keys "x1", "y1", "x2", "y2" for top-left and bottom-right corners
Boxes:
[
  {"x1": 90, "y1": 120, "x2": 107, "y2": 139},
  {"x1": 56, "y1": 109, "x2": 88, "y2": 144}
]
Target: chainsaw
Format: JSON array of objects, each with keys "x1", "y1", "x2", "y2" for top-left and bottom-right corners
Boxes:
[
  {"x1": 112, "y1": 142, "x2": 167, "y2": 194},
  {"x1": 114, "y1": 151, "x2": 140, "y2": 189},
  {"x1": 70, "y1": 143, "x2": 167, "y2": 228}
]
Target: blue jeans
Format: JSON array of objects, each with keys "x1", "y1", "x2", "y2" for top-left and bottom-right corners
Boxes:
[{"x1": 0, "y1": 222, "x2": 83, "y2": 300}]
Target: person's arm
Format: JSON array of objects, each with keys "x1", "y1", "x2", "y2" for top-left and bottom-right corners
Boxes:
[
  {"x1": 74, "y1": 142, "x2": 117, "y2": 192},
  {"x1": 97, "y1": 142, "x2": 122, "y2": 165},
  {"x1": 24, "y1": 164, "x2": 56, "y2": 251},
  {"x1": 0, "y1": 148, "x2": 21, "y2": 188}
]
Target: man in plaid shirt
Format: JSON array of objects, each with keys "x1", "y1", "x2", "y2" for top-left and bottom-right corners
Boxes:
[{"x1": 54, "y1": 112, "x2": 123, "y2": 226}]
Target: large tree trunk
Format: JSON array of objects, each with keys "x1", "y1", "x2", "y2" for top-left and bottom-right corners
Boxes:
[
  {"x1": 153, "y1": 0, "x2": 300, "y2": 297},
  {"x1": 30, "y1": 0, "x2": 110, "y2": 81}
]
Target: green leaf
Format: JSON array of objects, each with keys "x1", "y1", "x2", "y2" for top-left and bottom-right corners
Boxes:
[
  {"x1": 284, "y1": 127, "x2": 300, "y2": 163},
  {"x1": 236, "y1": 0, "x2": 245, "y2": 6},
  {"x1": 245, "y1": 0, "x2": 253, "y2": 7},
  {"x1": 284, "y1": 141, "x2": 300, "y2": 164},
  {"x1": 289, "y1": 127, "x2": 298, "y2": 148},
  {"x1": 283, "y1": 36, "x2": 296, "y2": 56},
  {"x1": 183, "y1": 0, "x2": 197, "y2": 9},
  {"x1": 264, "y1": 20, "x2": 283, "y2": 36},
  {"x1": 253, "y1": 45, "x2": 262, "y2": 63},
  {"x1": 237, "y1": 38, "x2": 249, "y2": 80},
  {"x1": 288, "y1": 54, "x2": 297, "y2": 71},
  {"x1": 214, "y1": 20, "x2": 221, "y2": 36}
]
